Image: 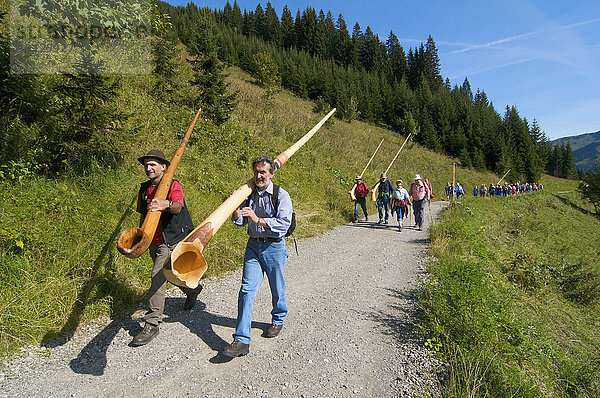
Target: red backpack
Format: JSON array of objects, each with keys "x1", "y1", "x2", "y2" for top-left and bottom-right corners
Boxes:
[{"x1": 355, "y1": 182, "x2": 369, "y2": 198}]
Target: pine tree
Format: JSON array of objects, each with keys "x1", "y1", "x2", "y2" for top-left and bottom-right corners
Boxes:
[
  {"x1": 334, "y1": 14, "x2": 351, "y2": 66},
  {"x1": 386, "y1": 31, "x2": 408, "y2": 81},
  {"x1": 562, "y1": 142, "x2": 577, "y2": 179},
  {"x1": 264, "y1": 2, "x2": 281, "y2": 45},
  {"x1": 280, "y1": 5, "x2": 295, "y2": 48},
  {"x1": 44, "y1": 49, "x2": 123, "y2": 174},
  {"x1": 188, "y1": 13, "x2": 237, "y2": 125},
  {"x1": 423, "y1": 35, "x2": 443, "y2": 89}
]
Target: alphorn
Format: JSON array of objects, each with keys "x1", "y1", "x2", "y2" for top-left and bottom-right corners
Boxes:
[
  {"x1": 163, "y1": 108, "x2": 337, "y2": 289},
  {"x1": 117, "y1": 108, "x2": 203, "y2": 259},
  {"x1": 370, "y1": 132, "x2": 412, "y2": 201},
  {"x1": 349, "y1": 138, "x2": 384, "y2": 201},
  {"x1": 497, "y1": 169, "x2": 511, "y2": 185}
]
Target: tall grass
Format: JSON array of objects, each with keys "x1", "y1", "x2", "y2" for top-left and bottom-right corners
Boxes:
[{"x1": 424, "y1": 189, "x2": 600, "y2": 397}]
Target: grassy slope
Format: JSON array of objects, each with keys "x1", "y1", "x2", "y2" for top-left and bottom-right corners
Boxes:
[
  {"x1": 426, "y1": 175, "x2": 600, "y2": 397},
  {"x1": 0, "y1": 61, "x2": 515, "y2": 358}
]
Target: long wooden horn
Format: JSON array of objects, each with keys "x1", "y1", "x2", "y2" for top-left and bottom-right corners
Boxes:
[
  {"x1": 497, "y1": 169, "x2": 511, "y2": 185},
  {"x1": 370, "y1": 132, "x2": 412, "y2": 201},
  {"x1": 164, "y1": 109, "x2": 337, "y2": 289},
  {"x1": 117, "y1": 108, "x2": 203, "y2": 259},
  {"x1": 349, "y1": 138, "x2": 384, "y2": 201}
]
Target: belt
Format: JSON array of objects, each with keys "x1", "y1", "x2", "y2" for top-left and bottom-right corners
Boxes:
[{"x1": 250, "y1": 237, "x2": 282, "y2": 243}]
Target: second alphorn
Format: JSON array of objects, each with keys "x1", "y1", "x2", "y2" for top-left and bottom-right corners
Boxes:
[
  {"x1": 349, "y1": 138, "x2": 384, "y2": 201},
  {"x1": 117, "y1": 108, "x2": 203, "y2": 259},
  {"x1": 163, "y1": 109, "x2": 337, "y2": 288},
  {"x1": 370, "y1": 132, "x2": 412, "y2": 201}
]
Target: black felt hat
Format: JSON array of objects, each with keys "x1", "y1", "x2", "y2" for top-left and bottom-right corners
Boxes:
[{"x1": 138, "y1": 150, "x2": 170, "y2": 166}]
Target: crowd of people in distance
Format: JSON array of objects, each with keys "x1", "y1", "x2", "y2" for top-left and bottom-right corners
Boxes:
[
  {"x1": 472, "y1": 182, "x2": 543, "y2": 197},
  {"x1": 443, "y1": 181, "x2": 543, "y2": 200}
]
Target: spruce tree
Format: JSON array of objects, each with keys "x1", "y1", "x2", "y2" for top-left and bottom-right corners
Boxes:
[
  {"x1": 188, "y1": 13, "x2": 237, "y2": 125},
  {"x1": 280, "y1": 5, "x2": 295, "y2": 48}
]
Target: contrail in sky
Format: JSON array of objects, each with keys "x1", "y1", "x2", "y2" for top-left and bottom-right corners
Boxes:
[{"x1": 449, "y1": 18, "x2": 600, "y2": 54}]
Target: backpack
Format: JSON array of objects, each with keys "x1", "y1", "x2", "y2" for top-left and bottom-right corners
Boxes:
[
  {"x1": 355, "y1": 182, "x2": 369, "y2": 198},
  {"x1": 271, "y1": 184, "x2": 296, "y2": 237}
]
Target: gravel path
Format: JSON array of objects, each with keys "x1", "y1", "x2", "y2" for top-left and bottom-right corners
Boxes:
[{"x1": 1, "y1": 202, "x2": 447, "y2": 398}]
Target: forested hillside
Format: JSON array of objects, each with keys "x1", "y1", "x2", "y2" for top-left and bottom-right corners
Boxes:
[
  {"x1": 158, "y1": 0, "x2": 573, "y2": 183},
  {"x1": 553, "y1": 130, "x2": 600, "y2": 173}
]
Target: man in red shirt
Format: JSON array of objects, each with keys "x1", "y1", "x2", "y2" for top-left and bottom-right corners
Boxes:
[{"x1": 132, "y1": 150, "x2": 201, "y2": 346}]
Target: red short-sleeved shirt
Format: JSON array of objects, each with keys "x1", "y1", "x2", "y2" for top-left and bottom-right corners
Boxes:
[{"x1": 136, "y1": 180, "x2": 185, "y2": 245}]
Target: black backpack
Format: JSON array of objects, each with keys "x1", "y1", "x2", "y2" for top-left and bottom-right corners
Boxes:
[{"x1": 271, "y1": 184, "x2": 296, "y2": 237}]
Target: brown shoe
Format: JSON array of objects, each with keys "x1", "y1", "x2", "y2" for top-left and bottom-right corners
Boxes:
[
  {"x1": 265, "y1": 324, "x2": 283, "y2": 338},
  {"x1": 222, "y1": 339, "x2": 250, "y2": 357},
  {"x1": 132, "y1": 323, "x2": 159, "y2": 346}
]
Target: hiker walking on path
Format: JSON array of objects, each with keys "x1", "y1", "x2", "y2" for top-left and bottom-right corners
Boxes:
[
  {"x1": 374, "y1": 173, "x2": 394, "y2": 224},
  {"x1": 224, "y1": 155, "x2": 293, "y2": 358},
  {"x1": 132, "y1": 150, "x2": 202, "y2": 346},
  {"x1": 353, "y1": 176, "x2": 369, "y2": 222},
  {"x1": 391, "y1": 179, "x2": 411, "y2": 231},
  {"x1": 409, "y1": 174, "x2": 430, "y2": 231}
]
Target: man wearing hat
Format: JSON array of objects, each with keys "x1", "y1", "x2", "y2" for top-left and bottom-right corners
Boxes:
[
  {"x1": 374, "y1": 173, "x2": 394, "y2": 224},
  {"x1": 408, "y1": 174, "x2": 430, "y2": 230},
  {"x1": 132, "y1": 150, "x2": 202, "y2": 346},
  {"x1": 353, "y1": 176, "x2": 369, "y2": 222}
]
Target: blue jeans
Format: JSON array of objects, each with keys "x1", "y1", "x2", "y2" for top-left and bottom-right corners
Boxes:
[
  {"x1": 234, "y1": 238, "x2": 288, "y2": 344},
  {"x1": 393, "y1": 205, "x2": 405, "y2": 222},
  {"x1": 354, "y1": 197, "x2": 368, "y2": 220},
  {"x1": 377, "y1": 197, "x2": 390, "y2": 222}
]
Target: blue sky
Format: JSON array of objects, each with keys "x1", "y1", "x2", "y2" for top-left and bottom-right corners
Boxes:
[{"x1": 165, "y1": 0, "x2": 600, "y2": 140}]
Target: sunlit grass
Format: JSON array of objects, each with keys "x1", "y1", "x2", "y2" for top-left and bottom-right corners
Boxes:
[{"x1": 425, "y1": 189, "x2": 600, "y2": 396}]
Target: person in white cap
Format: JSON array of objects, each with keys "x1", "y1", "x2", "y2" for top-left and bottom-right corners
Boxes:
[{"x1": 408, "y1": 174, "x2": 430, "y2": 230}]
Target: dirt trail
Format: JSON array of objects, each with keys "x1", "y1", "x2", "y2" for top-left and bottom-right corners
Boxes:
[{"x1": 1, "y1": 202, "x2": 447, "y2": 398}]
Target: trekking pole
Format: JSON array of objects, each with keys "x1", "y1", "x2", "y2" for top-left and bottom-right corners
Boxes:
[{"x1": 427, "y1": 200, "x2": 433, "y2": 224}]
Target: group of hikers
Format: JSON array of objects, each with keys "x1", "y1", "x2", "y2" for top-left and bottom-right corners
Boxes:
[
  {"x1": 352, "y1": 173, "x2": 432, "y2": 231},
  {"x1": 472, "y1": 182, "x2": 543, "y2": 197},
  {"x1": 444, "y1": 181, "x2": 544, "y2": 199}
]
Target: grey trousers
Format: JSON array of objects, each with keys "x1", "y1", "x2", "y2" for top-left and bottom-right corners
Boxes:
[
  {"x1": 413, "y1": 199, "x2": 425, "y2": 228},
  {"x1": 145, "y1": 244, "x2": 195, "y2": 326}
]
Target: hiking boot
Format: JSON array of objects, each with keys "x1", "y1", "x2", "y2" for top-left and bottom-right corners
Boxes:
[
  {"x1": 222, "y1": 339, "x2": 250, "y2": 357},
  {"x1": 365, "y1": 216, "x2": 368, "y2": 221},
  {"x1": 132, "y1": 323, "x2": 159, "y2": 346},
  {"x1": 265, "y1": 324, "x2": 283, "y2": 338},
  {"x1": 377, "y1": 219, "x2": 382, "y2": 224},
  {"x1": 184, "y1": 284, "x2": 203, "y2": 310}
]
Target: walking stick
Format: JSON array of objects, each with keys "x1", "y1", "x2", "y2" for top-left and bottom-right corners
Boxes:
[
  {"x1": 427, "y1": 200, "x2": 433, "y2": 224},
  {"x1": 349, "y1": 138, "x2": 384, "y2": 201},
  {"x1": 371, "y1": 132, "x2": 412, "y2": 201},
  {"x1": 163, "y1": 109, "x2": 337, "y2": 288}
]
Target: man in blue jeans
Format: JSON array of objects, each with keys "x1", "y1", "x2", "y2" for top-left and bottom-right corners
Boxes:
[{"x1": 223, "y1": 155, "x2": 293, "y2": 357}]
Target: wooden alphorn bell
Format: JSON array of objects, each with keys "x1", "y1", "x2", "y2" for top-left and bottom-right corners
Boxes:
[
  {"x1": 349, "y1": 138, "x2": 384, "y2": 201},
  {"x1": 163, "y1": 109, "x2": 337, "y2": 288},
  {"x1": 117, "y1": 108, "x2": 203, "y2": 259},
  {"x1": 370, "y1": 132, "x2": 412, "y2": 201}
]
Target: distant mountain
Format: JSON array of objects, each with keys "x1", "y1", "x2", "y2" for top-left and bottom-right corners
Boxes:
[{"x1": 552, "y1": 130, "x2": 600, "y2": 171}]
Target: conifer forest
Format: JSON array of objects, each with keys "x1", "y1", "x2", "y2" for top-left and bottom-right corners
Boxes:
[{"x1": 0, "y1": 0, "x2": 578, "y2": 182}]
